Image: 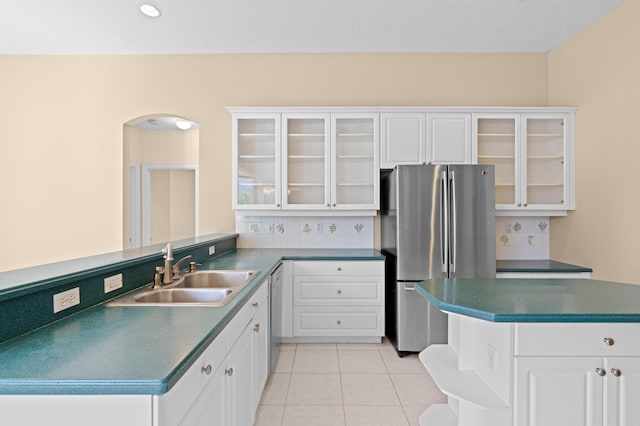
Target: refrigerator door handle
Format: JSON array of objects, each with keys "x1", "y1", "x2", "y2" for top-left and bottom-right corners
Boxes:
[
  {"x1": 440, "y1": 170, "x2": 448, "y2": 275},
  {"x1": 450, "y1": 170, "x2": 457, "y2": 274}
]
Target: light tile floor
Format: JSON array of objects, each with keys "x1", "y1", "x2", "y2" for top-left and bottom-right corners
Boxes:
[{"x1": 254, "y1": 339, "x2": 446, "y2": 426}]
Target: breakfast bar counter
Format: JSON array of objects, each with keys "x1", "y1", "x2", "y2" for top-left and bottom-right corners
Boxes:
[{"x1": 415, "y1": 278, "x2": 640, "y2": 426}]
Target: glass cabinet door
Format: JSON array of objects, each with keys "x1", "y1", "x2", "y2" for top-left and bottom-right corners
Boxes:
[
  {"x1": 475, "y1": 115, "x2": 519, "y2": 208},
  {"x1": 234, "y1": 115, "x2": 280, "y2": 209},
  {"x1": 524, "y1": 116, "x2": 567, "y2": 207},
  {"x1": 332, "y1": 114, "x2": 379, "y2": 209},
  {"x1": 282, "y1": 114, "x2": 330, "y2": 209}
]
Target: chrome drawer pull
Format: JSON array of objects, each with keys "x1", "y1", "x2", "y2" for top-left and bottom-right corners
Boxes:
[
  {"x1": 254, "y1": 323, "x2": 260, "y2": 333},
  {"x1": 595, "y1": 367, "x2": 606, "y2": 377},
  {"x1": 603, "y1": 337, "x2": 615, "y2": 346},
  {"x1": 225, "y1": 367, "x2": 234, "y2": 376},
  {"x1": 611, "y1": 368, "x2": 622, "y2": 377},
  {"x1": 202, "y1": 364, "x2": 212, "y2": 375}
]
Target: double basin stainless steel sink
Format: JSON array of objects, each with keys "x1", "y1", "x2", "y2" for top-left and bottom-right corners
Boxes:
[{"x1": 107, "y1": 270, "x2": 259, "y2": 307}]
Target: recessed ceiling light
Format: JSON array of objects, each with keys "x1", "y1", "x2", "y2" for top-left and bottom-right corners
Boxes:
[
  {"x1": 139, "y1": 4, "x2": 161, "y2": 18},
  {"x1": 176, "y1": 120, "x2": 192, "y2": 130}
]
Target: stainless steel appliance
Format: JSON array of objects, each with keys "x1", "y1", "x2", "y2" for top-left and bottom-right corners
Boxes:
[
  {"x1": 269, "y1": 263, "x2": 283, "y2": 373},
  {"x1": 381, "y1": 164, "x2": 496, "y2": 356}
]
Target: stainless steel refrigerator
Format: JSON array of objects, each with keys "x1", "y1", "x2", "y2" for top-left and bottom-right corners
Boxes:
[{"x1": 381, "y1": 164, "x2": 496, "y2": 356}]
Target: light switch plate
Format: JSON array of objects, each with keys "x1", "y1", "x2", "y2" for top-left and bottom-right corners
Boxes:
[
  {"x1": 53, "y1": 287, "x2": 80, "y2": 313},
  {"x1": 104, "y1": 273, "x2": 123, "y2": 293},
  {"x1": 209, "y1": 245, "x2": 216, "y2": 255}
]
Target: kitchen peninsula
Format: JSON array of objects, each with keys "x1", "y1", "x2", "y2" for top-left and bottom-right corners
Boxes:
[{"x1": 416, "y1": 278, "x2": 640, "y2": 426}]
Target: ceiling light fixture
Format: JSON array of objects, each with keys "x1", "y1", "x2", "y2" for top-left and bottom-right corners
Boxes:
[
  {"x1": 139, "y1": 4, "x2": 161, "y2": 18},
  {"x1": 176, "y1": 120, "x2": 192, "y2": 130}
]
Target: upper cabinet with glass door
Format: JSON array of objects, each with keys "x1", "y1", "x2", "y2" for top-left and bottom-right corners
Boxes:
[
  {"x1": 232, "y1": 113, "x2": 281, "y2": 210},
  {"x1": 472, "y1": 109, "x2": 575, "y2": 216},
  {"x1": 332, "y1": 113, "x2": 379, "y2": 210},
  {"x1": 229, "y1": 108, "x2": 379, "y2": 215},
  {"x1": 282, "y1": 113, "x2": 331, "y2": 210}
]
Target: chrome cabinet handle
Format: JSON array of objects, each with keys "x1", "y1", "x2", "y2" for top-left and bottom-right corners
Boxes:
[
  {"x1": 336, "y1": 320, "x2": 342, "y2": 325},
  {"x1": 595, "y1": 368, "x2": 606, "y2": 377},
  {"x1": 450, "y1": 170, "x2": 457, "y2": 274},
  {"x1": 225, "y1": 367, "x2": 234, "y2": 376},
  {"x1": 202, "y1": 364, "x2": 212, "y2": 375},
  {"x1": 252, "y1": 302, "x2": 259, "y2": 308},
  {"x1": 611, "y1": 368, "x2": 622, "y2": 377},
  {"x1": 254, "y1": 323, "x2": 260, "y2": 333},
  {"x1": 337, "y1": 267, "x2": 342, "y2": 271},
  {"x1": 603, "y1": 337, "x2": 615, "y2": 346},
  {"x1": 337, "y1": 290, "x2": 342, "y2": 294}
]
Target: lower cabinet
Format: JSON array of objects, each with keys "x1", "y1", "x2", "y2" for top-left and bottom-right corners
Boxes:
[
  {"x1": 0, "y1": 279, "x2": 269, "y2": 426},
  {"x1": 154, "y1": 277, "x2": 270, "y2": 426},
  {"x1": 286, "y1": 260, "x2": 385, "y2": 341},
  {"x1": 420, "y1": 316, "x2": 640, "y2": 426},
  {"x1": 515, "y1": 356, "x2": 640, "y2": 426}
]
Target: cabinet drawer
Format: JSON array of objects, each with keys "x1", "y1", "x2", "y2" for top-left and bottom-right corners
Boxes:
[
  {"x1": 293, "y1": 307, "x2": 384, "y2": 337},
  {"x1": 293, "y1": 260, "x2": 384, "y2": 276},
  {"x1": 515, "y1": 323, "x2": 640, "y2": 357},
  {"x1": 294, "y1": 276, "x2": 383, "y2": 306},
  {"x1": 225, "y1": 279, "x2": 269, "y2": 350}
]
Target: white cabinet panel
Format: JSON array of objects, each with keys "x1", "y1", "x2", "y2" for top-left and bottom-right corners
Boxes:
[
  {"x1": 515, "y1": 357, "x2": 603, "y2": 426},
  {"x1": 605, "y1": 357, "x2": 640, "y2": 426},
  {"x1": 380, "y1": 112, "x2": 426, "y2": 167},
  {"x1": 427, "y1": 113, "x2": 471, "y2": 164}
]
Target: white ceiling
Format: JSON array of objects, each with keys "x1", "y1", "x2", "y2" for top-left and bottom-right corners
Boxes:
[{"x1": 0, "y1": 0, "x2": 624, "y2": 54}]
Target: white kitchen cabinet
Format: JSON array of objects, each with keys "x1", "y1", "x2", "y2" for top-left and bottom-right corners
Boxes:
[
  {"x1": 232, "y1": 113, "x2": 282, "y2": 210},
  {"x1": 331, "y1": 113, "x2": 379, "y2": 210},
  {"x1": 282, "y1": 112, "x2": 379, "y2": 211},
  {"x1": 514, "y1": 323, "x2": 640, "y2": 426},
  {"x1": 473, "y1": 110, "x2": 575, "y2": 216},
  {"x1": 604, "y1": 357, "x2": 640, "y2": 425},
  {"x1": 225, "y1": 317, "x2": 255, "y2": 426},
  {"x1": 420, "y1": 315, "x2": 640, "y2": 426},
  {"x1": 0, "y1": 280, "x2": 270, "y2": 426},
  {"x1": 514, "y1": 356, "x2": 640, "y2": 426},
  {"x1": 427, "y1": 113, "x2": 472, "y2": 164},
  {"x1": 160, "y1": 278, "x2": 269, "y2": 426},
  {"x1": 282, "y1": 113, "x2": 331, "y2": 210},
  {"x1": 230, "y1": 108, "x2": 379, "y2": 214},
  {"x1": 380, "y1": 112, "x2": 426, "y2": 167},
  {"x1": 515, "y1": 357, "x2": 603, "y2": 426},
  {"x1": 379, "y1": 112, "x2": 471, "y2": 167},
  {"x1": 289, "y1": 260, "x2": 385, "y2": 341}
]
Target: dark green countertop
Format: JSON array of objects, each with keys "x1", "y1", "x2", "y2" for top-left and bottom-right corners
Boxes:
[
  {"x1": 496, "y1": 259, "x2": 592, "y2": 273},
  {"x1": 0, "y1": 248, "x2": 383, "y2": 395},
  {"x1": 417, "y1": 277, "x2": 640, "y2": 323}
]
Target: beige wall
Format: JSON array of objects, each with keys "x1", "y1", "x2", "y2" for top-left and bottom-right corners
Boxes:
[
  {"x1": 0, "y1": 53, "x2": 547, "y2": 272},
  {"x1": 548, "y1": 1, "x2": 636, "y2": 283}
]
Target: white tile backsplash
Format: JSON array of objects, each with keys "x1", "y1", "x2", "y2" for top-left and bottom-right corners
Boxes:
[
  {"x1": 238, "y1": 214, "x2": 547, "y2": 257},
  {"x1": 496, "y1": 217, "x2": 549, "y2": 260},
  {"x1": 236, "y1": 215, "x2": 374, "y2": 249}
]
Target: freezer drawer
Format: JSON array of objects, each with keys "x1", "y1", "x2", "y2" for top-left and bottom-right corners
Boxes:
[{"x1": 395, "y1": 282, "x2": 447, "y2": 353}]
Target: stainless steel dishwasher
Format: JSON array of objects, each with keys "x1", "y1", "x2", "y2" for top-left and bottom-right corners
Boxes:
[{"x1": 269, "y1": 263, "x2": 283, "y2": 374}]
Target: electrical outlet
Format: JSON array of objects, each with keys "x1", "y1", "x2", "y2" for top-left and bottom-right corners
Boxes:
[
  {"x1": 104, "y1": 273, "x2": 123, "y2": 293},
  {"x1": 209, "y1": 245, "x2": 216, "y2": 255},
  {"x1": 53, "y1": 287, "x2": 80, "y2": 313}
]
